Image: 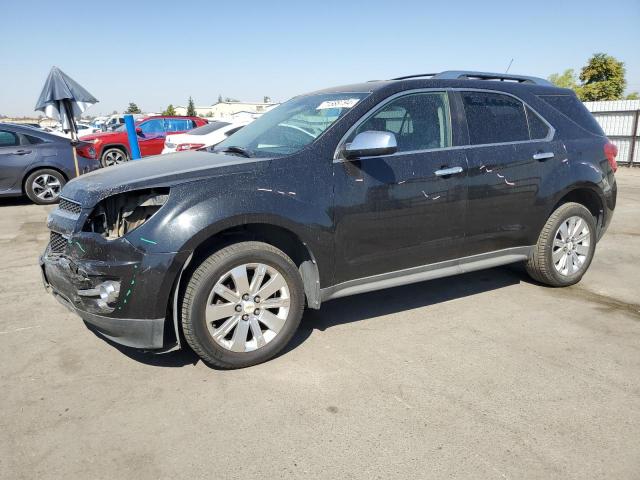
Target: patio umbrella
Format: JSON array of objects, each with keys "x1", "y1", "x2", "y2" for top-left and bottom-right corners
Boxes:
[{"x1": 35, "y1": 66, "x2": 98, "y2": 177}]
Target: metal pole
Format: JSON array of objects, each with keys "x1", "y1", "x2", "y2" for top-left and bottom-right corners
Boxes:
[
  {"x1": 64, "y1": 100, "x2": 81, "y2": 177},
  {"x1": 629, "y1": 109, "x2": 640, "y2": 166},
  {"x1": 124, "y1": 114, "x2": 142, "y2": 160}
]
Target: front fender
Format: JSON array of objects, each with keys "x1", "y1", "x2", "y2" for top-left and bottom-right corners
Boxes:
[{"x1": 128, "y1": 177, "x2": 334, "y2": 281}]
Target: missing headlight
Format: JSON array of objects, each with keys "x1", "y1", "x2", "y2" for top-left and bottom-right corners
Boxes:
[{"x1": 83, "y1": 188, "x2": 169, "y2": 239}]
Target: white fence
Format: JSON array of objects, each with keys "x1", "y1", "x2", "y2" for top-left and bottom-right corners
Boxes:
[{"x1": 584, "y1": 100, "x2": 640, "y2": 166}]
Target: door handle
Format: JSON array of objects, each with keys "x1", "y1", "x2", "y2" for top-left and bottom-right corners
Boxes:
[
  {"x1": 533, "y1": 152, "x2": 554, "y2": 161},
  {"x1": 434, "y1": 166, "x2": 464, "y2": 177},
  {"x1": 15, "y1": 149, "x2": 32, "y2": 155}
]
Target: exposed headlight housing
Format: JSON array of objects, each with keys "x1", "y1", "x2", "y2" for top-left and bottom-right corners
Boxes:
[{"x1": 83, "y1": 188, "x2": 169, "y2": 239}]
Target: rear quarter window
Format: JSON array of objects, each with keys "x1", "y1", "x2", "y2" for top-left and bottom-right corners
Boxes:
[{"x1": 537, "y1": 94, "x2": 604, "y2": 136}]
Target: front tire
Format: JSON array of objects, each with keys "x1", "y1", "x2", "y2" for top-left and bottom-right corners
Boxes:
[
  {"x1": 101, "y1": 147, "x2": 128, "y2": 167},
  {"x1": 24, "y1": 169, "x2": 66, "y2": 205},
  {"x1": 181, "y1": 242, "x2": 305, "y2": 369},
  {"x1": 526, "y1": 202, "x2": 597, "y2": 287}
]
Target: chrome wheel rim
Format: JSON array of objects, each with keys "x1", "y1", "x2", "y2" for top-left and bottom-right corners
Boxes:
[
  {"x1": 32, "y1": 174, "x2": 61, "y2": 201},
  {"x1": 205, "y1": 263, "x2": 290, "y2": 352},
  {"x1": 553, "y1": 215, "x2": 591, "y2": 276},
  {"x1": 103, "y1": 150, "x2": 125, "y2": 166}
]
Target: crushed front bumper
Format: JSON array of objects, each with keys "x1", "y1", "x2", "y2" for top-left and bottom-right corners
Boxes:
[{"x1": 40, "y1": 232, "x2": 188, "y2": 350}]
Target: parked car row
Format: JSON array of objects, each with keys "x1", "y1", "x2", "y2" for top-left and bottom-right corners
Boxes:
[
  {"x1": 0, "y1": 123, "x2": 100, "y2": 204},
  {"x1": 0, "y1": 111, "x2": 254, "y2": 204}
]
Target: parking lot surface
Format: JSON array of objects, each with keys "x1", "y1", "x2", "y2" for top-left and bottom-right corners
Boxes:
[{"x1": 1, "y1": 170, "x2": 639, "y2": 480}]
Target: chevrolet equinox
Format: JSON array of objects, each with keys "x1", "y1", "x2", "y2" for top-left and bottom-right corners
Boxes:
[{"x1": 40, "y1": 71, "x2": 618, "y2": 368}]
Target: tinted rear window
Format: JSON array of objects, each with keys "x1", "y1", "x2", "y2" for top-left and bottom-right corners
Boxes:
[
  {"x1": 537, "y1": 95, "x2": 604, "y2": 136},
  {"x1": 461, "y1": 92, "x2": 529, "y2": 144},
  {"x1": 189, "y1": 122, "x2": 231, "y2": 135}
]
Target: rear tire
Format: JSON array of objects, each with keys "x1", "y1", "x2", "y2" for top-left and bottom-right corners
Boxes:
[
  {"x1": 101, "y1": 147, "x2": 128, "y2": 167},
  {"x1": 181, "y1": 241, "x2": 305, "y2": 369},
  {"x1": 24, "y1": 169, "x2": 66, "y2": 205},
  {"x1": 526, "y1": 202, "x2": 596, "y2": 287}
]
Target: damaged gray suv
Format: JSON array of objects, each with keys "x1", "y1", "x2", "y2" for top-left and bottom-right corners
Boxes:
[{"x1": 41, "y1": 71, "x2": 617, "y2": 368}]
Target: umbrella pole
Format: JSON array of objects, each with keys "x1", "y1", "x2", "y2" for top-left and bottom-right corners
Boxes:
[
  {"x1": 72, "y1": 144, "x2": 80, "y2": 178},
  {"x1": 64, "y1": 100, "x2": 81, "y2": 178}
]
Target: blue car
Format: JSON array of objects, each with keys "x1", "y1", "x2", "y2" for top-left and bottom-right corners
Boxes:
[{"x1": 0, "y1": 123, "x2": 101, "y2": 204}]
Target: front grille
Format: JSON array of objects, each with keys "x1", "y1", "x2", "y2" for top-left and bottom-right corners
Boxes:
[
  {"x1": 48, "y1": 232, "x2": 68, "y2": 258},
  {"x1": 58, "y1": 198, "x2": 82, "y2": 214}
]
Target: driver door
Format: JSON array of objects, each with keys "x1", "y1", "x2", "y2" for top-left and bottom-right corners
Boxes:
[
  {"x1": 137, "y1": 119, "x2": 167, "y2": 156},
  {"x1": 332, "y1": 91, "x2": 468, "y2": 284}
]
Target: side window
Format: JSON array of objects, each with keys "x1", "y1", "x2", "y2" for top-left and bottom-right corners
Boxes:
[
  {"x1": 350, "y1": 92, "x2": 452, "y2": 153},
  {"x1": 165, "y1": 118, "x2": 193, "y2": 132},
  {"x1": 0, "y1": 130, "x2": 19, "y2": 147},
  {"x1": 139, "y1": 119, "x2": 165, "y2": 135},
  {"x1": 526, "y1": 106, "x2": 550, "y2": 140},
  {"x1": 461, "y1": 92, "x2": 529, "y2": 144},
  {"x1": 24, "y1": 134, "x2": 46, "y2": 145}
]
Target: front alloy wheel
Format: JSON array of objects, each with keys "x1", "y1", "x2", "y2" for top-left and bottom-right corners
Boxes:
[
  {"x1": 206, "y1": 263, "x2": 291, "y2": 352},
  {"x1": 101, "y1": 148, "x2": 128, "y2": 167},
  {"x1": 181, "y1": 242, "x2": 304, "y2": 369}
]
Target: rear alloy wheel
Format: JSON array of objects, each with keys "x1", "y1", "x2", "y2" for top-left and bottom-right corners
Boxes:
[
  {"x1": 181, "y1": 242, "x2": 304, "y2": 369},
  {"x1": 24, "y1": 169, "x2": 66, "y2": 205},
  {"x1": 101, "y1": 148, "x2": 128, "y2": 167},
  {"x1": 526, "y1": 202, "x2": 596, "y2": 287}
]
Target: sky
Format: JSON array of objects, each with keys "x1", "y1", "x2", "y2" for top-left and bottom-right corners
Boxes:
[{"x1": 0, "y1": 0, "x2": 638, "y2": 117}]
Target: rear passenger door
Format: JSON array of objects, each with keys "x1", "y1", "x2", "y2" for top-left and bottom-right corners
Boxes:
[
  {"x1": 0, "y1": 129, "x2": 38, "y2": 192},
  {"x1": 458, "y1": 90, "x2": 566, "y2": 255}
]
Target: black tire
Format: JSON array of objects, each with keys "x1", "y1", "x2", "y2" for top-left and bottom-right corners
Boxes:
[
  {"x1": 101, "y1": 147, "x2": 128, "y2": 167},
  {"x1": 181, "y1": 241, "x2": 305, "y2": 369},
  {"x1": 526, "y1": 202, "x2": 597, "y2": 287},
  {"x1": 24, "y1": 169, "x2": 66, "y2": 205}
]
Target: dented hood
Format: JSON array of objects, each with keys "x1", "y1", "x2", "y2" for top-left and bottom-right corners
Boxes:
[{"x1": 61, "y1": 150, "x2": 268, "y2": 206}]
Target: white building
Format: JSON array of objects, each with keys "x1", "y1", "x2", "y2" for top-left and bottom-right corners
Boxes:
[
  {"x1": 584, "y1": 99, "x2": 640, "y2": 165},
  {"x1": 174, "y1": 101, "x2": 279, "y2": 121}
]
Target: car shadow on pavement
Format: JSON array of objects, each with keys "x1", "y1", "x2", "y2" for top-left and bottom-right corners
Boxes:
[
  {"x1": 281, "y1": 265, "x2": 525, "y2": 357},
  {"x1": 94, "y1": 265, "x2": 524, "y2": 369},
  {"x1": 0, "y1": 197, "x2": 33, "y2": 207}
]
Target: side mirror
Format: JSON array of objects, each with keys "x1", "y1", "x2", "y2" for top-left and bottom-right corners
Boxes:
[
  {"x1": 135, "y1": 127, "x2": 143, "y2": 135},
  {"x1": 343, "y1": 131, "x2": 397, "y2": 160}
]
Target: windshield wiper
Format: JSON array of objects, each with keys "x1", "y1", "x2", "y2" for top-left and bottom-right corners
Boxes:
[{"x1": 218, "y1": 146, "x2": 253, "y2": 158}]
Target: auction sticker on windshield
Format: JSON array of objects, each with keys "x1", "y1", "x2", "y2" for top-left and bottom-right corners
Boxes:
[{"x1": 317, "y1": 98, "x2": 361, "y2": 110}]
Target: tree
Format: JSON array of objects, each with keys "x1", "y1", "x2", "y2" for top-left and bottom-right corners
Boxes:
[
  {"x1": 548, "y1": 69, "x2": 579, "y2": 90},
  {"x1": 162, "y1": 104, "x2": 176, "y2": 115},
  {"x1": 217, "y1": 94, "x2": 223, "y2": 103},
  {"x1": 578, "y1": 53, "x2": 626, "y2": 101},
  {"x1": 186, "y1": 96, "x2": 196, "y2": 116},
  {"x1": 548, "y1": 54, "x2": 629, "y2": 102},
  {"x1": 125, "y1": 102, "x2": 141, "y2": 114},
  {"x1": 625, "y1": 92, "x2": 639, "y2": 100}
]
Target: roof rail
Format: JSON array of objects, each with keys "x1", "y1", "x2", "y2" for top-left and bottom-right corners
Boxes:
[{"x1": 391, "y1": 70, "x2": 553, "y2": 86}]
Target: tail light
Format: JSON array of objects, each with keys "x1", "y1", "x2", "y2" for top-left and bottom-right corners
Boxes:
[
  {"x1": 176, "y1": 143, "x2": 205, "y2": 152},
  {"x1": 604, "y1": 140, "x2": 618, "y2": 172}
]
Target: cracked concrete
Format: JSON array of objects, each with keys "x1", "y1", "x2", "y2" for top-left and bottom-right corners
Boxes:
[{"x1": 1, "y1": 170, "x2": 639, "y2": 480}]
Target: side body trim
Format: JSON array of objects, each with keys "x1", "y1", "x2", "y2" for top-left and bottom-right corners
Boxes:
[{"x1": 320, "y1": 246, "x2": 532, "y2": 301}]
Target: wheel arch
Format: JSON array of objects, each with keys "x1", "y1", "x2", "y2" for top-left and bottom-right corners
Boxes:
[
  {"x1": 185, "y1": 222, "x2": 322, "y2": 309},
  {"x1": 548, "y1": 184, "x2": 605, "y2": 236},
  {"x1": 100, "y1": 143, "x2": 130, "y2": 159}
]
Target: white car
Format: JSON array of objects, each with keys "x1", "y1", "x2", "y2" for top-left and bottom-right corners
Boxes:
[
  {"x1": 50, "y1": 122, "x2": 99, "y2": 138},
  {"x1": 162, "y1": 120, "x2": 250, "y2": 154}
]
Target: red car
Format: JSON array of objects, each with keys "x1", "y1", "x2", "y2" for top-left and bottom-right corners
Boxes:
[{"x1": 78, "y1": 116, "x2": 207, "y2": 167}]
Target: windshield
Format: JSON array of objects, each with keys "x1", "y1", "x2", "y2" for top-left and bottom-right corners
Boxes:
[{"x1": 215, "y1": 92, "x2": 369, "y2": 157}]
